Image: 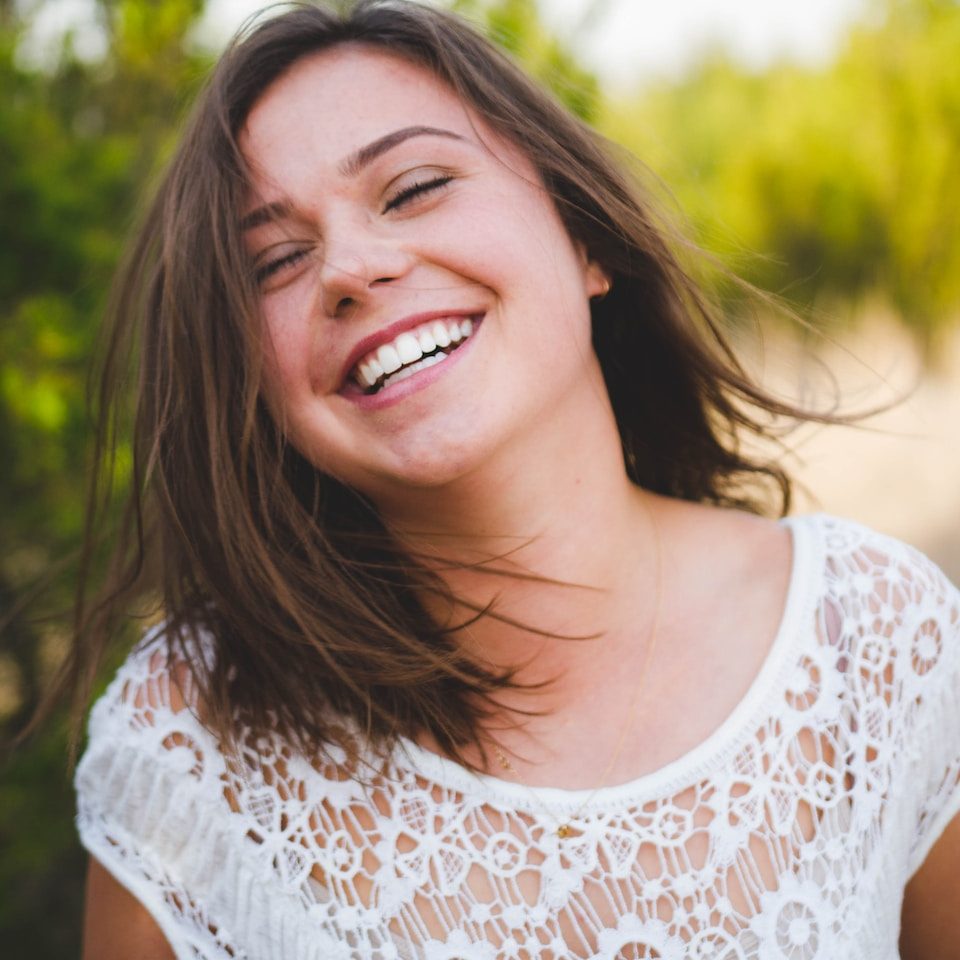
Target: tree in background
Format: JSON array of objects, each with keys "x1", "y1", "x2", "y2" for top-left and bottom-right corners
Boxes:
[
  {"x1": 604, "y1": 0, "x2": 960, "y2": 341},
  {"x1": 0, "y1": 2, "x2": 207, "y2": 953},
  {"x1": 452, "y1": 0, "x2": 601, "y2": 120}
]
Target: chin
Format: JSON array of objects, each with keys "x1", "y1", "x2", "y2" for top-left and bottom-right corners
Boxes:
[
  {"x1": 354, "y1": 432, "x2": 506, "y2": 505},
  {"x1": 385, "y1": 445, "x2": 488, "y2": 491}
]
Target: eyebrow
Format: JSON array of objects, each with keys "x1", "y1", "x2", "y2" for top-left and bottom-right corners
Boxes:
[
  {"x1": 340, "y1": 125, "x2": 466, "y2": 178},
  {"x1": 240, "y1": 200, "x2": 293, "y2": 233},
  {"x1": 241, "y1": 125, "x2": 466, "y2": 232}
]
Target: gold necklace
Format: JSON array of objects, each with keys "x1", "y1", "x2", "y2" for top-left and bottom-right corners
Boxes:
[{"x1": 491, "y1": 504, "x2": 663, "y2": 839}]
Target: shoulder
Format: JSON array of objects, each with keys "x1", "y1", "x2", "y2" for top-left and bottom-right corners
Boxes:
[
  {"x1": 795, "y1": 516, "x2": 960, "y2": 779},
  {"x1": 797, "y1": 519, "x2": 960, "y2": 893},
  {"x1": 656, "y1": 501, "x2": 959, "y2": 642},
  {"x1": 797, "y1": 513, "x2": 960, "y2": 628},
  {"x1": 656, "y1": 498, "x2": 793, "y2": 599},
  {"x1": 656, "y1": 500, "x2": 794, "y2": 657},
  {"x1": 77, "y1": 622, "x2": 228, "y2": 830},
  {"x1": 84, "y1": 621, "x2": 213, "y2": 743},
  {"x1": 663, "y1": 505, "x2": 960, "y2": 710},
  {"x1": 75, "y1": 623, "x2": 370, "y2": 958},
  {"x1": 76, "y1": 624, "x2": 241, "y2": 958},
  {"x1": 781, "y1": 514, "x2": 960, "y2": 674}
]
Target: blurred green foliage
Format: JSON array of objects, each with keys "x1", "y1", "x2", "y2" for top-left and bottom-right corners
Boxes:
[
  {"x1": 1, "y1": 1, "x2": 207, "y2": 954},
  {"x1": 603, "y1": 0, "x2": 960, "y2": 334},
  {"x1": 1, "y1": 0, "x2": 957, "y2": 954},
  {"x1": 452, "y1": 0, "x2": 601, "y2": 120}
]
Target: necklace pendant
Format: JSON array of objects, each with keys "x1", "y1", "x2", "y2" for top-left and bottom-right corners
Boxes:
[{"x1": 556, "y1": 823, "x2": 572, "y2": 839}]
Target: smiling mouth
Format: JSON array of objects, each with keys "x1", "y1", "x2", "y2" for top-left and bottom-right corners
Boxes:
[{"x1": 352, "y1": 316, "x2": 479, "y2": 395}]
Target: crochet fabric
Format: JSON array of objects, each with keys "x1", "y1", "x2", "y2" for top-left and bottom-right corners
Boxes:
[{"x1": 75, "y1": 515, "x2": 960, "y2": 959}]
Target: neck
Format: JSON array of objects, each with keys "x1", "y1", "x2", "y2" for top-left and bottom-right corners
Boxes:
[{"x1": 373, "y1": 374, "x2": 663, "y2": 704}]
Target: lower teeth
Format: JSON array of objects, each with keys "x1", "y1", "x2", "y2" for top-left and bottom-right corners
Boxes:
[{"x1": 371, "y1": 348, "x2": 451, "y2": 393}]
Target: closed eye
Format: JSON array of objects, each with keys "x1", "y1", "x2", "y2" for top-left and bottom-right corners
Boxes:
[
  {"x1": 255, "y1": 248, "x2": 310, "y2": 285},
  {"x1": 383, "y1": 175, "x2": 453, "y2": 213}
]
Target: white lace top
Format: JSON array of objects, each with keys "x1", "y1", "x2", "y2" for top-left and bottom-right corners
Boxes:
[{"x1": 75, "y1": 515, "x2": 960, "y2": 960}]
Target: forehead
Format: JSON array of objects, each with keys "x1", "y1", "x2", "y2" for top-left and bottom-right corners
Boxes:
[{"x1": 240, "y1": 45, "x2": 489, "y2": 181}]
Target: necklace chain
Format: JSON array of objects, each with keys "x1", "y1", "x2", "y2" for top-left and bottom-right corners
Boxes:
[{"x1": 491, "y1": 503, "x2": 663, "y2": 839}]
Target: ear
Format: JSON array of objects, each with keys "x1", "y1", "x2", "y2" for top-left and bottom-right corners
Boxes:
[
  {"x1": 584, "y1": 258, "x2": 611, "y2": 300},
  {"x1": 575, "y1": 242, "x2": 610, "y2": 299}
]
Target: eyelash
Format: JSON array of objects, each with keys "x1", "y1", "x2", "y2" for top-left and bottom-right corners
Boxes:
[
  {"x1": 255, "y1": 249, "x2": 309, "y2": 284},
  {"x1": 383, "y1": 175, "x2": 453, "y2": 212},
  {"x1": 255, "y1": 176, "x2": 453, "y2": 285}
]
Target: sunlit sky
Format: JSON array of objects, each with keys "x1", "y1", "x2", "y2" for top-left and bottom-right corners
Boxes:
[
  {"x1": 196, "y1": 0, "x2": 869, "y2": 85},
  {"x1": 27, "y1": 0, "x2": 870, "y2": 86},
  {"x1": 544, "y1": 0, "x2": 869, "y2": 83}
]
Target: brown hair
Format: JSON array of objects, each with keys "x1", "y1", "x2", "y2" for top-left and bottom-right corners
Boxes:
[{"x1": 55, "y1": 0, "x2": 828, "y2": 766}]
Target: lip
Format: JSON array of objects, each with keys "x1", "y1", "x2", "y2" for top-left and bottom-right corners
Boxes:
[
  {"x1": 344, "y1": 319, "x2": 482, "y2": 411},
  {"x1": 338, "y1": 308, "x2": 484, "y2": 391}
]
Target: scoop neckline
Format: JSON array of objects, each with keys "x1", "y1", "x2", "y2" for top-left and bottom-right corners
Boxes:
[{"x1": 394, "y1": 513, "x2": 821, "y2": 812}]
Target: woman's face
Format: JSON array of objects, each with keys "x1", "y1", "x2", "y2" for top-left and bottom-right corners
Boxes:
[{"x1": 240, "y1": 44, "x2": 608, "y2": 509}]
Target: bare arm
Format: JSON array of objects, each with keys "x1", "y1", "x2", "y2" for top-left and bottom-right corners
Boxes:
[
  {"x1": 83, "y1": 857, "x2": 176, "y2": 960},
  {"x1": 900, "y1": 810, "x2": 960, "y2": 960}
]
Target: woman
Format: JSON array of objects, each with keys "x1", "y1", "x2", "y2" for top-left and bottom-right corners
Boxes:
[{"x1": 72, "y1": 1, "x2": 959, "y2": 957}]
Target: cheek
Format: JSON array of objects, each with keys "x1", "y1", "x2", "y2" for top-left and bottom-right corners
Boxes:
[
  {"x1": 256, "y1": 332, "x2": 316, "y2": 439},
  {"x1": 425, "y1": 212, "x2": 573, "y2": 319},
  {"x1": 260, "y1": 293, "x2": 328, "y2": 400},
  {"x1": 462, "y1": 188, "x2": 582, "y2": 284},
  {"x1": 421, "y1": 205, "x2": 507, "y2": 277}
]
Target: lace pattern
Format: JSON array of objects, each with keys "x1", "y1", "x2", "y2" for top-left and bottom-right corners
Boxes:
[{"x1": 75, "y1": 516, "x2": 960, "y2": 959}]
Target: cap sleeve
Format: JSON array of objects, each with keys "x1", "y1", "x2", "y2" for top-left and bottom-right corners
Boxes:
[
  {"x1": 75, "y1": 629, "x2": 244, "y2": 959},
  {"x1": 896, "y1": 549, "x2": 960, "y2": 876}
]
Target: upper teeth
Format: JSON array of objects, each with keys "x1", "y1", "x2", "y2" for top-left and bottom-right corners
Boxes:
[{"x1": 355, "y1": 317, "x2": 475, "y2": 389}]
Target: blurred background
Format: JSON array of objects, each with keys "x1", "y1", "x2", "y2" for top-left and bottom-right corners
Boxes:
[{"x1": 1, "y1": 0, "x2": 957, "y2": 953}]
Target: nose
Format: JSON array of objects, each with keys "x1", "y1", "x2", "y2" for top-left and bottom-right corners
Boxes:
[{"x1": 318, "y1": 224, "x2": 415, "y2": 319}]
